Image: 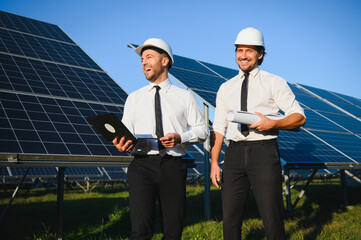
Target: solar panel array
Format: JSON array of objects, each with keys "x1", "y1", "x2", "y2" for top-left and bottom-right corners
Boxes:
[
  {"x1": 1, "y1": 10, "x2": 359, "y2": 182},
  {"x1": 161, "y1": 47, "x2": 361, "y2": 168},
  {"x1": 284, "y1": 84, "x2": 361, "y2": 164},
  {"x1": 0, "y1": 11, "x2": 130, "y2": 180}
]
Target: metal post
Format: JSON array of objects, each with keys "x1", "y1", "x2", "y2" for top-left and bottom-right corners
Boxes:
[
  {"x1": 284, "y1": 168, "x2": 292, "y2": 212},
  {"x1": 57, "y1": 167, "x2": 65, "y2": 240},
  {"x1": 0, "y1": 167, "x2": 30, "y2": 222},
  {"x1": 292, "y1": 169, "x2": 317, "y2": 210},
  {"x1": 203, "y1": 103, "x2": 210, "y2": 220},
  {"x1": 340, "y1": 169, "x2": 348, "y2": 207}
]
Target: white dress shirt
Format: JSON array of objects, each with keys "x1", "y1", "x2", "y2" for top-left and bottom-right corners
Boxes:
[
  {"x1": 122, "y1": 79, "x2": 208, "y2": 156},
  {"x1": 213, "y1": 67, "x2": 305, "y2": 141}
]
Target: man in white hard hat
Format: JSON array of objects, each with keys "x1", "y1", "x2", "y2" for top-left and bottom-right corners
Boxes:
[
  {"x1": 113, "y1": 38, "x2": 208, "y2": 240},
  {"x1": 210, "y1": 27, "x2": 306, "y2": 239}
]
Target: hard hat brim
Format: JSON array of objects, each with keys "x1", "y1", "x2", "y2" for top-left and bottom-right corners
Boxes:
[{"x1": 135, "y1": 43, "x2": 174, "y2": 65}]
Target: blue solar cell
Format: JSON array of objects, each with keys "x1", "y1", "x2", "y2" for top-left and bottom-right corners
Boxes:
[
  {"x1": 0, "y1": 167, "x2": 9, "y2": 176},
  {"x1": 198, "y1": 60, "x2": 239, "y2": 80},
  {"x1": 170, "y1": 66, "x2": 224, "y2": 93},
  {"x1": 9, "y1": 167, "x2": 57, "y2": 176},
  {"x1": 64, "y1": 167, "x2": 102, "y2": 176},
  {"x1": 102, "y1": 167, "x2": 127, "y2": 180},
  {"x1": 289, "y1": 85, "x2": 344, "y2": 114},
  {"x1": 278, "y1": 130, "x2": 352, "y2": 164},
  {"x1": 298, "y1": 83, "x2": 347, "y2": 103},
  {"x1": 307, "y1": 130, "x2": 361, "y2": 163},
  {"x1": 0, "y1": 140, "x2": 21, "y2": 153},
  {"x1": 320, "y1": 112, "x2": 361, "y2": 135},
  {"x1": 334, "y1": 93, "x2": 361, "y2": 107},
  {"x1": 66, "y1": 143, "x2": 91, "y2": 155},
  {"x1": 173, "y1": 55, "x2": 216, "y2": 75},
  {"x1": 298, "y1": 83, "x2": 361, "y2": 118},
  {"x1": 0, "y1": 10, "x2": 74, "y2": 44},
  {"x1": 301, "y1": 109, "x2": 359, "y2": 134},
  {"x1": 192, "y1": 89, "x2": 217, "y2": 107}
]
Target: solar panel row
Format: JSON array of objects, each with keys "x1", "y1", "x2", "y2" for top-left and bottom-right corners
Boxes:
[
  {"x1": 2, "y1": 10, "x2": 360, "y2": 184},
  {"x1": 0, "y1": 10, "x2": 130, "y2": 180},
  {"x1": 0, "y1": 28, "x2": 102, "y2": 70},
  {"x1": 0, "y1": 53, "x2": 127, "y2": 103}
]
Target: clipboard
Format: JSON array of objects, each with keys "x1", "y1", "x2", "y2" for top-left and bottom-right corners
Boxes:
[{"x1": 87, "y1": 113, "x2": 137, "y2": 142}]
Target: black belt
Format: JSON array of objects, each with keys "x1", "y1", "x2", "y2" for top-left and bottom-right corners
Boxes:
[
  {"x1": 134, "y1": 154, "x2": 182, "y2": 160},
  {"x1": 229, "y1": 138, "x2": 277, "y2": 146}
]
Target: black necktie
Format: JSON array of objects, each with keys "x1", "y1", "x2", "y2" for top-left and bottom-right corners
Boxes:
[
  {"x1": 154, "y1": 85, "x2": 165, "y2": 150},
  {"x1": 241, "y1": 72, "x2": 249, "y2": 137}
]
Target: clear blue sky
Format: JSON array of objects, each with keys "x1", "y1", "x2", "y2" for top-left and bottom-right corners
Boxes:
[{"x1": 1, "y1": 0, "x2": 361, "y2": 103}]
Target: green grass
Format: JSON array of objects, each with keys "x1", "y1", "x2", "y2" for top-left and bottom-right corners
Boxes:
[{"x1": 0, "y1": 179, "x2": 360, "y2": 239}]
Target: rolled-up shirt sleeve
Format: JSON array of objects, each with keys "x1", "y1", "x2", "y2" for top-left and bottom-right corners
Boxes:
[
  {"x1": 272, "y1": 78, "x2": 305, "y2": 118},
  {"x1": 121, "y1": 95, "x2": 135, "y2": 134},
  {"x1": 180, "y1": 92, "x2": 208, "y2": 144},
  {"x1": 212, "y1": 84, "x2": 228, "y2": 137}
]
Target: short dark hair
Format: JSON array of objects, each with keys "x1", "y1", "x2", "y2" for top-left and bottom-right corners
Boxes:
[
  {"x1": 255, "y1": 46, "x2": 266, "y2": 66},
  {"x1": 235, "y1": 46, "x2": 266, "y2": 66},
  {"x1": 141, "y1": 46, "x2": 172, "y2": 69}
]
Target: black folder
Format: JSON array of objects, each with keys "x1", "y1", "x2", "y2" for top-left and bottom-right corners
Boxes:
[{"x1": 87, "y1": 113, "x2": 136, "y2": 142}]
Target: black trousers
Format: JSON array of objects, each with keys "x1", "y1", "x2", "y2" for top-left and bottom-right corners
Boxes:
[
  {"x1": 222, "y1": 139, "x2": 286, "y2": 240},
  {"x1": 127, "y1": 154, "x2": 187, "y2": 240}
]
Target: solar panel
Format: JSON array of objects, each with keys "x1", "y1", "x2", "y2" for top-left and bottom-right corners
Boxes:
[
  {"x1": 287, "y1": 84, "x2": 361, "y2": 136},
  {"x1": 0, "y1": 166, "x2": 10, "y2": 177},
  {"x1": 0, "y1": 11, "x2": 131, "y2": 179},
  {"x1": 278, "y1": 130, "x2": 353, "y2": 164},
  {"x1": 198, "y1": 60, "x2": 238, "y2": 80},
  {"x1": 297, "y1": 83, "x2": 361, "y2": 118},
  {"x1": 0, "y1": 11, "x2": 74, "y2": 44},
  {"x1": 9, "y1": 166, "x2": 57, "y2": 177},
  {"x1": 130, "y1": 43, "x2": 361, "y2": 168}
]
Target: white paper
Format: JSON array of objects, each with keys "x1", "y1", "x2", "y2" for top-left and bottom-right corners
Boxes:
[{"x1": 226, "y1": 110, "x2": 285, "y2": 125}]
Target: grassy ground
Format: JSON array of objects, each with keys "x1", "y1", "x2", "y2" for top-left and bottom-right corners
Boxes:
[{"x1": 0, "y1": 179, "x2": 360, "y2": 239}]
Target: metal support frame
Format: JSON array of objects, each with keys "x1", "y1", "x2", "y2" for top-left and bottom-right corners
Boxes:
[
  {"x1": 284, "y1": 169, "x2": 292, "y2": 212},
  {"x1": 56, "y1": 167, "x2": 65, "y2": 240},
  {"x1": 0, "y1": 153, "x2": 133, "y2": 168},
  {"x1": 340, "y1": 169, "x2": 348, "y2": 207},
  {"x1": 203, "y1": 103, "x2": 210, "y2": 220},
  {"x1": 0, "y1": 167, "x2": 31, "y2": 222},
  {"x1": 284, "y1": 168, "x2": 333, "y2": 211},
  {"x1": 283, "y1": 162, "x2": 361, "y2": 211},
  {"x1": 291, "y1": 169, "x2": 318, "y2": 210},
  {"x1": 0, "y1": 153, "x2": 133, "y2": 238}
]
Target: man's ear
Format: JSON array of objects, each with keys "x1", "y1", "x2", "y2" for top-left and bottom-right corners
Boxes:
[{"x1": 162, "y1": 55, "x2": 169, "y2": 67}]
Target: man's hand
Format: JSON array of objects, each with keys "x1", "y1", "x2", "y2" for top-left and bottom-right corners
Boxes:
[
  {"x1": 250, "y1": 112, "x2": 306, "y2": 131},
  {"x1": 159, "y1": 133, "x2": 181, "y2": 148},
  {"x1": 249, "y1": 112, "x2": 276, "y2": 131},
  {"x1": 112, "y1": 136, "x2": 135, "y2": 152},
  {"x1": 210, "y1": 163, "x2": 222, "y2": 190}
]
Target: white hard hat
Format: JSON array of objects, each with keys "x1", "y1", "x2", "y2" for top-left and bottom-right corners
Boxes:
[
  {"x1": 135, "y1": 38, "x2": 174, "y2": 65},
  {"x1": 234, "y1": 27, "x2": 265, "y2": 48}
]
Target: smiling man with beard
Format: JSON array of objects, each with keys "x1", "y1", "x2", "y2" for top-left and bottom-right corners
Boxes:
[
  {"x1": 113, "y1": 38, "x2": 208, "y2": 240},
  {"x1": 210, "y1": 28, "x2": 306, "y2": 240}
]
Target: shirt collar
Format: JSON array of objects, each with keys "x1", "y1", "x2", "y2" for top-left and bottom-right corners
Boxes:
[
  {"x1": 147, "y1": 78, "x2": 172, "y2": 92},
  {"x1": 239, "y1": 67, "x2": 260, "y2": 79}
]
